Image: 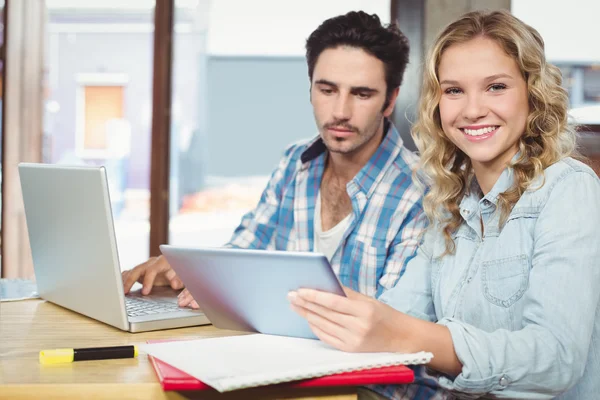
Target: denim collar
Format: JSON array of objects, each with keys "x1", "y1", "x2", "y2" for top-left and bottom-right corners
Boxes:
[{"x1": 460, "y1": 157, "x2": 517, "y2": 218}]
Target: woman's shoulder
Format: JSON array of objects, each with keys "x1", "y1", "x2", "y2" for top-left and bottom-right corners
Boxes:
[
  {"x1": 527, "y1": 157, "x2": 599, "y2": 192},
  {"x1": 510, "y1": 157, "x2": 599, "y2": 215},
  {"x1": 543, "y1": 157, "x2": 599, "y2": 181},
  {"x1": 520, "y1": 157, "x2": 600, "y2": 208}
]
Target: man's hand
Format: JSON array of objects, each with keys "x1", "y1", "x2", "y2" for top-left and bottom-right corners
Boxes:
[
  {"x1": 288, "y1": 287, "x2": 408, "y2": 353},
  {"x1": 121, "y1": 255, "x2": 183, "y2": 295},
  {"x1": 177, "y1": 288, "x2": 200, "y2": 309}
]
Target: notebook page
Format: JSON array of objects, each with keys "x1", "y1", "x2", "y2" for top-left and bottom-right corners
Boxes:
[{"x1": 140, "y1": 334, "x2": 432, "y2": 392}]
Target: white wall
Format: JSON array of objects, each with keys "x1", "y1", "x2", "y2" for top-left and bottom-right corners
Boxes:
[
  {"x1": 207, "y1": 0, "x2": 390, "y2": 56},
  {"x1": 512, "y1": 0, "x2": 600, "y2": 63}
]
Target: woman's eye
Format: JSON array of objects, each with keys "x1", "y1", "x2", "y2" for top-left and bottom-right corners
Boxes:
[
  {"x1": 489, "y1": 83, "x2": 507, "y2": 92},
  {"x1": 444, "y1": 87, "x2": 462, "y2": 95}
]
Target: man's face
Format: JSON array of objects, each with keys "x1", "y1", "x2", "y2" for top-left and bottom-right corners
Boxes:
[{"x1": 310, "y1": 46, "x2": 397, "y2": 157}]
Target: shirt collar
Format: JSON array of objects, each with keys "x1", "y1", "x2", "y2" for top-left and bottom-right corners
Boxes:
[
  {"x1": 483, "y1": 167, "x2": 514, "y2": 205},
  {"x1": 460, "y1": 157, "x2": 516, "y2": 217},
  {"x1": 299, "y1": 119, "x2": 405, "y2": 197}
]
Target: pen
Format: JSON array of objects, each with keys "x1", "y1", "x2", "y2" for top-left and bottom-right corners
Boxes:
[{"x1": 39, "y1": 345, "x2": 139, "y2": 365}]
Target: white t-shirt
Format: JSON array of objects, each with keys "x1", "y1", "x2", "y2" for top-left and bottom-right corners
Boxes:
[{"x1": 313, "y1": 191, "x2": 352, "y2": 263}]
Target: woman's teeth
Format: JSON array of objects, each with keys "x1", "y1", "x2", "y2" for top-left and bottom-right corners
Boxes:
[{"x1": 463, "y1": 126, "x2": 497, "y2": 136}]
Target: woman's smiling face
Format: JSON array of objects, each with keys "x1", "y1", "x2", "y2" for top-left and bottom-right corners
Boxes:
[{"x1": 438, "y1": 36, "x2": 529, "y2": 173}]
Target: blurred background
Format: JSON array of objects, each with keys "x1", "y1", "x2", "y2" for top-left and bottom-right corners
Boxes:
[{"x1": 0, "y1": 0, "x2": 598, "y2": 279}]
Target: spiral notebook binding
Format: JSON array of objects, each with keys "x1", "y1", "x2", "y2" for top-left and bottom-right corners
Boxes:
[{"x1": 215, "y1": 352, "x2": 433, "y2": 392}]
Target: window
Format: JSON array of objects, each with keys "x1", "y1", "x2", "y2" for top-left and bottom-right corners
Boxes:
[
  {"x1": 75, "y1": 74, "x2": 128, "y2": 158},
  {"x1": 583, "y1": 66, "x2": 600, "y2": 103},
  {"x1": 513, "y1": 0, "x2": 600, "y2": 125},
  {"x1": 168, "y1": 0, "x2": 390, "y2": 247},
  {"x1": 43, "y1": 1, "x2": 156, "y2": 271}
]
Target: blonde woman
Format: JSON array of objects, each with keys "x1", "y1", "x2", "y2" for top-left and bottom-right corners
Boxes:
[{"x1": 289, "y1": 10, "x2": 600, "y2": 400}]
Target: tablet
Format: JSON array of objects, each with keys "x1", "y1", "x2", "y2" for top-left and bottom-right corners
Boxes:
[{"x1": 159, "y1": 245, "x2": 346, "y2": 339}]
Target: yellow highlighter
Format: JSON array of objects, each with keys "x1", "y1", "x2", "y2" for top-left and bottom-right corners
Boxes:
[{"x1": 40, "y1": 345, "x2": 138, "y2": 365}]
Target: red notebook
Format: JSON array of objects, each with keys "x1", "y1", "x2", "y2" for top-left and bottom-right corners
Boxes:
[{"x1": 149, "y1": 355, "x2": 414, "y2": 391}]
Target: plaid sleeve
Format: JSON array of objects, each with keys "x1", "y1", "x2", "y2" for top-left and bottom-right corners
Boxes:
[
  {"x1": 376, "y1": 199, "x2": 428, "y2": 297},
  {"x1": 225, "y1": 144, "x2": 300, "y2": 250}
]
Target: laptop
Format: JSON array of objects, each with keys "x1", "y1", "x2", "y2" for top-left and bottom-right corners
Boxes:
[
  {"x1": 160, "y1": 245, "x2": 346, "y2": 339},
  {"x1": 18, "y1": 163, "x2": 209, "y2": 332}
]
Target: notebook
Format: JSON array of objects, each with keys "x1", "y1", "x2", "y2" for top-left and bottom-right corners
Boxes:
[
  {"x1": 149, "y1": 355, "x2": 415, "y2": 391},
  {"x1": 140, "y1": 334, "x2": 433, "y2": 392}
]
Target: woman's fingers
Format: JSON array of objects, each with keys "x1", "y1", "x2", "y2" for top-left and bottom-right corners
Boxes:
[
  {"x1": 293, "y1": 289, "x2": 357, "y2": 315},
  {"x1": 308, "y1": 322, "x2": 350, "y2": 351}
]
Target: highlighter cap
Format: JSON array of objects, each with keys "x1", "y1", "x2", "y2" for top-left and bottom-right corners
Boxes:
[{"x1": 39, "y1": 348, "x2": 74, "y2": 365}]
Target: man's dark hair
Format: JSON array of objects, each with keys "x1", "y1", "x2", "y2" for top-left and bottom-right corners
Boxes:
[{"x1": 305, "y1": 11, "x2": 410, "y2": 106}]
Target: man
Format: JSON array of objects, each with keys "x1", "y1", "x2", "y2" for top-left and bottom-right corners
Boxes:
[{"x1": 122, "y1": 11, "x2": 426, "y2": 309}]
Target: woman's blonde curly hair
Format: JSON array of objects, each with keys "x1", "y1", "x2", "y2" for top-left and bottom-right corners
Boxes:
[{"x1": 412, "y1": 10, "x2": 580, "y2": 254}]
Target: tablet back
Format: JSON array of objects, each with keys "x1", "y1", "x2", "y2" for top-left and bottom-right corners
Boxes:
[{"x1": 159, "y1": 245, "x2": 345, "y2": 339}]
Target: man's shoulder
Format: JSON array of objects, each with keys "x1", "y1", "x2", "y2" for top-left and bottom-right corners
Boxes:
[
  {"x1": 395, "y1": 145, "x2": 420, "y2": 171},
  {"x1": 382, "y1": 125, "x2": 420, "y2": 175},
  {"x1": 369, "y1": 144, "x2": 423, "y2": 209},
  {"x1": 383, "y1": 144, "x2": 420, "y2": 182}
]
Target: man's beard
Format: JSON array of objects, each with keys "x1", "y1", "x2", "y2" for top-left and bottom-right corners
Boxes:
[
  {"x1": 321, "y1": 119, "x2": 359, "y2": 153},
  {"x1": 320, "y1": 115, "x2": 382, "y2": 154}
]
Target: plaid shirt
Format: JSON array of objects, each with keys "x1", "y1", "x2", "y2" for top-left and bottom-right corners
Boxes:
[{"x1": 227, "y1": 121, "x2": 426, "y2": 298}]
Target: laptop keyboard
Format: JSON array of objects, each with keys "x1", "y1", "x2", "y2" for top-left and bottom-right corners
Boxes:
[{"x1": 125, "y1": 296, "x2": 182, "y2": 317}]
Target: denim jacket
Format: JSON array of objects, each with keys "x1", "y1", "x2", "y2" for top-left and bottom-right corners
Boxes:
[{"x1": 379, "y1": 157, "x2": 600, "y2": 399}]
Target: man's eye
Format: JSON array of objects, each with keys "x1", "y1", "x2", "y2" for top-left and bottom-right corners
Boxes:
[
  {"x1": 356, "y1": 92, "x2": 371, "y2": 99},
  {"x1": 320, "y1": 88, "x2": 334, "y2": 95}
]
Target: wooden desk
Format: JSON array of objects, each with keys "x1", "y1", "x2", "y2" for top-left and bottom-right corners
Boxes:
[{"x1": 0, "y1": 300, "x2": 357, "y2": 400}]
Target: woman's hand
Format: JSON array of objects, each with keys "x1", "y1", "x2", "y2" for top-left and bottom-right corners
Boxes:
[
  {"x1": 289, "y1": 286, "x2": 462, "y2": 375},
  {"x1": 288, "y1": 286, "x2": 409, "y2": 353}
]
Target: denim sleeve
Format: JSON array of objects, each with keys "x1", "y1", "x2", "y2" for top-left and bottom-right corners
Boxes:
[
  {"x1": 437, "y1": 171, "x2": 600, "y2": 398},
  {"x1": 378, "y1": 226, "x2": 437, "y2": 322},
  {"x1": 225, "y1": 144, "x2": 299, "y2": 250}
]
